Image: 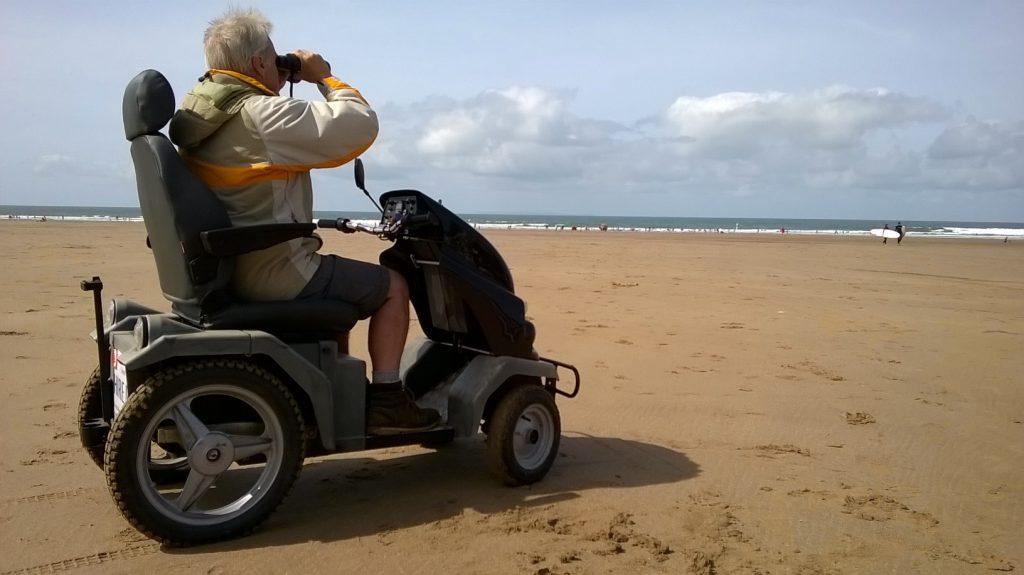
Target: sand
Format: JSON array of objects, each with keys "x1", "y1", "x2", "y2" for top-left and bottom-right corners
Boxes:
[{"x1": 0, "y1": 220, "x2": 1021, "y2": 574}]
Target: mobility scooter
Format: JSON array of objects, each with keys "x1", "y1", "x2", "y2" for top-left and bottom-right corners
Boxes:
[{"x1": 77, "y1": 69, "x2": 580, "y2": 545}]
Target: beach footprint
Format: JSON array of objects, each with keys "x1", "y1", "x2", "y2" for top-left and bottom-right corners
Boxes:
[
  {"x1": 751, "y1": 444, "x2": 811, "y2": 458},
  {"x1": 782, "y1": 360, "x2": 846, "y2": 382},
  {"x1": 842, "y1": 493, "x2": 938, "y2": 526},
  {"x1": 845, "y1": 412, "x2": 876, "y2": 425}
]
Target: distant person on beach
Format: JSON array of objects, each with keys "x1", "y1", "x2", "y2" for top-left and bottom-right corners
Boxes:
[
  {"x1": 895, "y1": 222, "x2": 905, "y2": 245},
  {"x1": 882, "y1": 224, "x2": 890, "y2": 244},
  {"x1": 168, "y1": 7, "x2": 437, "y2": 434}
]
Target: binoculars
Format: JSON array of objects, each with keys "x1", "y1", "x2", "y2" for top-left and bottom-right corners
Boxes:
[{"x1": 275, "y1": 54, "x2": 301, "y2": 78}]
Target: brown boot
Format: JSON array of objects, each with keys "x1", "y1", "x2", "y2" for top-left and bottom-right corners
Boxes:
[{"x1": 367, "y1": 382, "x2": 441, "y2": 435}]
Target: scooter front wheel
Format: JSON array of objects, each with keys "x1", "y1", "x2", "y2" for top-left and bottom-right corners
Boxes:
[
  {"x1": 104, "y1": 359, "x2": 305, "y2": 545},
  {"x1": 486, "y1": 384, "x2": 561, "y2": 486}
]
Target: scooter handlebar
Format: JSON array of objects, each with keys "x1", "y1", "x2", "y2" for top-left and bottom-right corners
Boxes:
[
  {"x1": 315, "y1": 218, "x2": 365, "y2": 233},
  {"x1": 315, "y1": 212, "x2": 437, "y2": 236}
]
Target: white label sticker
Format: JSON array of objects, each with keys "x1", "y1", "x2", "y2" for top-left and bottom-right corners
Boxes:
[{"x1": 112, "y1": 352, "x2": 127, "y2": 417}]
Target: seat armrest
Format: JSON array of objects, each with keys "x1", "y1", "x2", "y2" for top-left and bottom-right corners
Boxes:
[{"x1": 200, "y1": 223, "x2": 317, "y2": 257}]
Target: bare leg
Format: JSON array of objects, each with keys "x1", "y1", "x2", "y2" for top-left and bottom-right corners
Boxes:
[
  {"x1": 334, "y1": 332, "x2": 349, "y2": 355},
  {"x1": 364, "y1": 270, "x2": 439, "y2": 433},
  {"x1": 368, "y1": 269, "x2": 409, "y2": 373}
]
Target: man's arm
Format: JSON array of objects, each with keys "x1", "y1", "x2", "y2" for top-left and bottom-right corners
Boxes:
[
  {"x1": 245, "y1": 50, "x2": 378, "y2": 170},
  {"x1": 247, "y1": 85, "x2": 378, "y2": 169}
]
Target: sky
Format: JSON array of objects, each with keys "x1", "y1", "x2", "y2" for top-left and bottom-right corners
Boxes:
[{"x1": 0, "y1": 1, "x2": 1021, "y2": 221}]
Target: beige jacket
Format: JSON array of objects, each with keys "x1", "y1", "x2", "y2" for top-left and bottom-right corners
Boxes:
[{"x1": 168, "y1": 70, "x2": 378, "y2": 300}]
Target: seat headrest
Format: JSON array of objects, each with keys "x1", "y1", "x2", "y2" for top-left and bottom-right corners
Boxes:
[{"x1": 123, "y1": 69, "x2": 175, "y2": 140}]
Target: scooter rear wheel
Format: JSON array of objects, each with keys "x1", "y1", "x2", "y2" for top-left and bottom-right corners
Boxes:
[
  {"x1": 104, "y1": 358, "x2": 305, "y2": 545},
  {"x1": 486, "y1": 384, "x2": 561, "y2": 485},
  {"x1": 77, "y1": 366, "x2": 106, "y2": 469}
]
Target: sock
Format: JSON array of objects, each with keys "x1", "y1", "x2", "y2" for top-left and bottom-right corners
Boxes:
[{"x1": 371, "y1": 370, "x2": 401, "y2": 385}]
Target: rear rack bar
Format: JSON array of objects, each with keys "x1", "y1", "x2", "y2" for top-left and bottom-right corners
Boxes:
[
  {"x1": 541, "y1": 356, "x2": 581, "y2": 399},
  {"x1": 434, "y1": 341, "x2": 581, "y2": 399},
  {"x1": 80, "y1": 276, "x2": 113, "y2": 420}
]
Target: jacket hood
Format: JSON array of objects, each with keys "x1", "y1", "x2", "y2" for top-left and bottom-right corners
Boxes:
[{"x1": 168, "y1": 74, "x2": 261, "y2": 149}]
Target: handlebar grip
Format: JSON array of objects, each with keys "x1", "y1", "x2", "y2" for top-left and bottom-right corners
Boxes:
[
  {"x1": 316, "y1": 218, "x2": 358, "y2": 233},
  {"x1": 317, "y1": 218, "x2": 345, "y2": 229}
]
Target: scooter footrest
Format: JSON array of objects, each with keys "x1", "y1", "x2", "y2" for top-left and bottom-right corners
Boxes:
[
  {"x1": 365, "y1": 426, "x2": 454, "y2": 449},
  {"x1": 79, "y1": 417, "x2": 110, "y2": 448}
]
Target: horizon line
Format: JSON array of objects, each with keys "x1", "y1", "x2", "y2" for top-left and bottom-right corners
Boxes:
[{"x1": 1, "y1": 204, "x2": 1022, "y2": 225}]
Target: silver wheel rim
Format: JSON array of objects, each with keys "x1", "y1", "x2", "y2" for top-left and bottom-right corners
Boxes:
[
  {"x1": 513, "y1": 403, "x2": 555, "y2": 470},
  {"x1": 133, "y1": 384, "x2": 287, "y2": 526},
  {"x1": 147, "y1": 450, "x2": 189, "y2": 473}
]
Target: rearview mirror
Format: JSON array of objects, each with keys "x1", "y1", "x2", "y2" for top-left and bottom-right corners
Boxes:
[{"x1": 354, "y1": 158, "x2": 365, "y2": 191}]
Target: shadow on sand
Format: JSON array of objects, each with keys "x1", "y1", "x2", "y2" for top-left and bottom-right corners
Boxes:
[{"x1": 173, "y1": 433, "x2": 699, "y2": 553}]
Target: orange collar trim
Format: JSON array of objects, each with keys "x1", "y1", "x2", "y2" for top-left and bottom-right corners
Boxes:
[{"x1": 208, "y1": 69, "x2": 276, "y2": 96}]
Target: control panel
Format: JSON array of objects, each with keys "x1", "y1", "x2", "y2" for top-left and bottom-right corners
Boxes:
[{"x1": 381, "y1": 195, "x2": 420, "y2": 226}]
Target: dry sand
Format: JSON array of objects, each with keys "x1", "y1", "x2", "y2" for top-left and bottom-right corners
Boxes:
[{"x1": 1, "y1": 220, "x2": 1021, "y2": 574}]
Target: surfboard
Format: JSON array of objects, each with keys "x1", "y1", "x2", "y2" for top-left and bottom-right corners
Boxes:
[{"x1": 870, "y1": 228, "x2": 901, "y2": 239}]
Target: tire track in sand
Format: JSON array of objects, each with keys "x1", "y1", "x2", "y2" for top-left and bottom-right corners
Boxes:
[{"x1": 1, "y1": 544, "x2": 160, "y2": 575}]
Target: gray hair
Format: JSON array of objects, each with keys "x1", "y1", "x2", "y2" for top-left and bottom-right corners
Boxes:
[{"x1": 203, "y1": 8, "x2": 273, "y2": 73}]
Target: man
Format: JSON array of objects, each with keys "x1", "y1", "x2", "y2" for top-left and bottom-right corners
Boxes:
[
  {"x1": 168, "y1": 8, "x2": 439, "y2": 434},
  {"x1": 895, "y1": 222, "x2": 905, "y2": 245},
  {"x1": 882, "y1": 223, "x2": 890, "y2": 244}
]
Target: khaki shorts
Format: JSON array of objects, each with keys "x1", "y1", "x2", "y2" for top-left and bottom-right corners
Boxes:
[{"x1": 296, "y1": 254, "x2": 390, "y2": 319}]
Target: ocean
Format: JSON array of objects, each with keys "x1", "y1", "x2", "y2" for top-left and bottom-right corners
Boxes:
[{"x1": 2, "y1": 205, "x2": 1022, "y2": 239}]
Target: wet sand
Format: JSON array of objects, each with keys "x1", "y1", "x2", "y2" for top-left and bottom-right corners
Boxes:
[{"x1": 1, "y1": 220, "x2": 1021, "y2": 574}]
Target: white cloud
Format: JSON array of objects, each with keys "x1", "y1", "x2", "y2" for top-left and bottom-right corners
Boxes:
[
  {"x1": 664, "y1": 86, "x2": 947, "y2": 154},
  {"x1": 363, "y1": 85, "x2": 1019, "y2": 213},
  {"x1": 646, "y1": 87, "x2": 976, "y2": 194},
  {"x1": 365, "y1": 87, "x2": 625, "y2": 181},
  {"x1": 32, "y1": 154, "x2": 132, "y2": 181},
  {"x1": 926, "y1": 118, "x2": 1024, "y2": 190},
  {"x1": 33, "y1": 154, "x2": 79, "y2": 174}
]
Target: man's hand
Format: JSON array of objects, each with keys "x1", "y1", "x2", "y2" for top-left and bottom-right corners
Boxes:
[{"x1": 293, "y1": 49, "x2": 332, "y2": 83}]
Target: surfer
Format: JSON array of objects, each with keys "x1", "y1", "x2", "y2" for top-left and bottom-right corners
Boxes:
[
  {"x1": 895, "y1": 222, "x2": 905, "y2": 245},
  {"x1": 882, "y1": 224, "x2": 890, "y2": 244}
]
